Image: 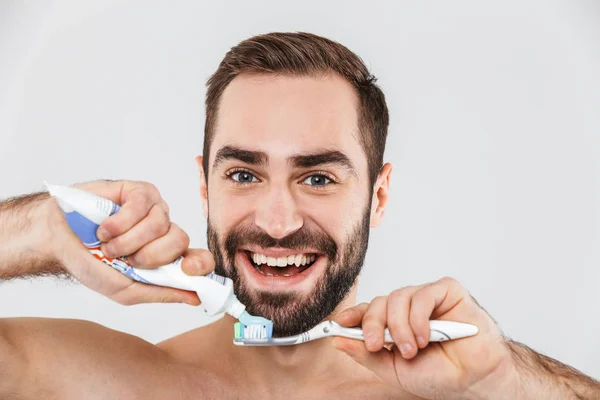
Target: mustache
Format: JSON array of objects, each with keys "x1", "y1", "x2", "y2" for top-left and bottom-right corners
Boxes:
[{"x1": 224, "y1": 225, "x2": 338, "y2": 262}]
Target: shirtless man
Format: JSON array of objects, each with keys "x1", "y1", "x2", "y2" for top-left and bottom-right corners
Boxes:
[{"x1": 1, "y1": 32, "x2": 598, "y2": 399}]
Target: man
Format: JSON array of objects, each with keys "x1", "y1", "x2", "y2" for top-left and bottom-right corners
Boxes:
[{"x1": 0, "y1": 32, "x2": 598, "y2": 399}]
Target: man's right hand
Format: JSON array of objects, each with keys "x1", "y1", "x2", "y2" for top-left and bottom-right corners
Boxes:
[{"x1": 48, "y1": 180, "x2": 214, "y2": 306}]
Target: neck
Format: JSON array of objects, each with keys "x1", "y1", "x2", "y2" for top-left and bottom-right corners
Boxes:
[{"x1": 164, "y1": 285, "x2": 369, "y2": 390}]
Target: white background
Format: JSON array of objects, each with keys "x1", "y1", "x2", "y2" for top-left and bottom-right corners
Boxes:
[{"x1": 1, "y1": 1, "x2": 598, "y2": 378}]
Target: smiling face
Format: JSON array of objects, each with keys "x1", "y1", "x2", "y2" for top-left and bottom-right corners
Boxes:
[{"x1": 199, "y1": 73, "x2": 389, "y2": 336}]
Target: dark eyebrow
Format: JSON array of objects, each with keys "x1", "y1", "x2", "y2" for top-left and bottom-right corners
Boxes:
[
  {"x1": 290, "y1": 150, "x2": 357, "y2": 176},
  {"x1": 213, "y1": 146, "x2": 268, "y2": 170}
]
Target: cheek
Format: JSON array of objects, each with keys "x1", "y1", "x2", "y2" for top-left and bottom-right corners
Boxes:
[
  {"x1": 208, "y1": 189, "x2": 251, "y2": 230},
  {"x1": 297, "y1": 192, "x2": 364, "y2": 235}
]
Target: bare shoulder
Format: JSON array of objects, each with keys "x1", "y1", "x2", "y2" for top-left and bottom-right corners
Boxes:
[{"x1": 1, "y1": 317, "x2": 172, "y2": 399}]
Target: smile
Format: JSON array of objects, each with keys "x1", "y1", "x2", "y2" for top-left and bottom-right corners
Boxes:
[{"x1": 244, "y1": 250, "x2": 319, "y2": 277}]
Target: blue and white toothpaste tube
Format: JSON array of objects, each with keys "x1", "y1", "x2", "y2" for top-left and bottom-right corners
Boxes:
[{"x1": 44, "y1": 182, "x2": 252, "y2": 321}]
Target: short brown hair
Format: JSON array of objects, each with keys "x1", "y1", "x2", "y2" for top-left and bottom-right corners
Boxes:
[{"x1": 203, "y1": 32, "x2": 389, "y2": 186}]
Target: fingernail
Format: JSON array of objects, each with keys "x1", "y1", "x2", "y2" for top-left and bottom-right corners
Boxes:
[
  {"x1": 97, "y1": 228, "x2": 111, "y2": 242},
  {"x1": 400, "y1": 342, "x2": 413, "y2": 355},
  {"x1": 416, "y1": 336, "x2": 427, "y2": 347},
  {"x1": 192, "y1": 259, "x2": 203, "y2": 274}
]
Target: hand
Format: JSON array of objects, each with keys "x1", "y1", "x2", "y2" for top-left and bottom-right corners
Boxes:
[
  {"x1": 332, "y1": 277, "x2": 516, "y2": 400},
  {"x1": 48, "y1": 180, "x2": 215, "y2": 306}
]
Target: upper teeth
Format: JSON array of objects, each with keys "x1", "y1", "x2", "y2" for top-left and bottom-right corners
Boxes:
[{"x1": 251, "y1": 252, "x2": 316, "y2": 267}]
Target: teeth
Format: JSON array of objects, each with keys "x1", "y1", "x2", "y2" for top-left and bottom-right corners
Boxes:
[{"x1": 251, "y1": 252, "x2": 317, "y2": 267}]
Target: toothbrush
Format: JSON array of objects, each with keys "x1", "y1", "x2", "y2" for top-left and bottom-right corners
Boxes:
[
  {"x1": 44, "y1": 182, "x2": 273, "y2": 338},
  {"x1": 233, "y1": 319, "x2": 478, "y2": 346}
]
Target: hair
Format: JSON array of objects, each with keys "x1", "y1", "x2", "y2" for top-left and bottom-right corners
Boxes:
[{"x1": 203, "y1": 31, "x2": 389, "y2": 187}]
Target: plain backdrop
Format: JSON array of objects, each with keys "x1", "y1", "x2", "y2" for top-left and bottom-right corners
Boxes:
[{"x1": 1, "y1": 1, "x2": 599, "y2": 379}]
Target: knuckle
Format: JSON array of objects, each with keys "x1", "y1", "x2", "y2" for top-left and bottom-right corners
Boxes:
[
  {"x1": 170, "y1": 224, "x2": 190, "y2": 249},
  {"x1": 150, "y1": 217, "x2": 170, "y2": 237},
  {"x1": 131, "y1": 188, "x2": 154, "y2": 211},
  {"x1": 389, "y1": 287, "x2": 413, "y2": 302},
  {"x1": 161, "y1": 201, "x2": 170, "y2": 215},
  {"x1": 141, "y1": 181, "x2": 161, "y2": 199},
  {"x1": 372, "y1": 295, "x2": 387, "y2": 304},
  {"x1": 439, "y1": 276, "x2": 458, "y2": 285}
]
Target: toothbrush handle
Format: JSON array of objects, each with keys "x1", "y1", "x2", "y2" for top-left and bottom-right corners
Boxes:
[{"x1": 333, "y1": 320, "x2": 479, "y2": 343}]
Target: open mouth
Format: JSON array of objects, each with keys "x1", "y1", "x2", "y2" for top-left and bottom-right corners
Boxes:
[{"x1": 244, "y1": 250, "x2": 319, "y2": 277}]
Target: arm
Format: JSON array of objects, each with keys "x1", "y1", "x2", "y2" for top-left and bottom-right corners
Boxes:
[
  {"x1": 503, "y1": 339, "x2": 600, "y2": 400},
  {"x1": 0, "y1": 317, "x2": 176, "y2": 398},
  {"x1": 0, "y1": 191, "x2": 66, "y2": 280}
]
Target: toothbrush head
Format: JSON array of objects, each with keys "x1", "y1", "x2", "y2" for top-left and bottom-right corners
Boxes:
[
  {"x1": 234, "y1": 311, "x2": 274, "y2": 342},
  {"x1": 233, "y1": 323, "x2": 302, "y2": 346}
]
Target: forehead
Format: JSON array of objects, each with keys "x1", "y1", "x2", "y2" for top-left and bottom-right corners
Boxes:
[{"x1": 211, "y1": 73, "x2": 366, "y2": 171}]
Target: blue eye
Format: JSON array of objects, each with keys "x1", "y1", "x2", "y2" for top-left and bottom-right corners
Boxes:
[
  {"x1": 302, "y1": 175, "x2": 331, "y2": 187},
  {"x1": 230, "y1": 171, "x2": 258, "y2": 183}
]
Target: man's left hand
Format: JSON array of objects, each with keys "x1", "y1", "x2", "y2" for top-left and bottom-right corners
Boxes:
[{"x1": 332, "y1": 276, "x2": 517, "y2": 400}]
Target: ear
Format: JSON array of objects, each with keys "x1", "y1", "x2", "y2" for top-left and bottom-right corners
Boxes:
[
  {"x1": 369, "y1": 163, "x2": 392, "y2": 228},
  {"x1": 195, "y1": 156, "x2": 209, "y2": 219}
]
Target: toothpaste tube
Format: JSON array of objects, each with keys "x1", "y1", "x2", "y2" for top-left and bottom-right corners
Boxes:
[{"x1": 44, "y1": 182, "x2": 246, "y2": 319}]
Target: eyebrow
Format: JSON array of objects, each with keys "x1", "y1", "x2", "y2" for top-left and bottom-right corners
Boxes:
[
  {"x1": 289, "y1": 150, "x2": 357, "y2": 176},
  {"x1": 212, "y1": 146, "x2": 357, "y2": 176},
  {"x1": 213, "y1": 146, "x2": 268, "y2": 170}
]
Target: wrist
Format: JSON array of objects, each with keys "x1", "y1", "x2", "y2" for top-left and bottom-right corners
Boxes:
[
  {"x1": 463, "y1": 340, "x2": 524, "y2": 400},
  {"x1": 33, "y1": 195, "x2": 66, "y2": 262}
]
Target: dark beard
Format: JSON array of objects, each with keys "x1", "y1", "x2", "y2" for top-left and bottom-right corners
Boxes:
[{"x1": 207, "y1": 207, "x2": 371, "y2": 337}]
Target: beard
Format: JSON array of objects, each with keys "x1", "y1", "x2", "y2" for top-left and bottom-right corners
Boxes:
[{"x1": 207, "y1": 206, "x2": 371, "y2": 337}]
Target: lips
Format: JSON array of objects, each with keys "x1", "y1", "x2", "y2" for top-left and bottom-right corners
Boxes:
[{"x1": 234, "y1": 247, "x2": 325, "y2": 290}]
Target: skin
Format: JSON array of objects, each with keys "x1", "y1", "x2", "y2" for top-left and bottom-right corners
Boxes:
[{"x1": 0, "y1": 73, "x2": 597, "y2": 399}]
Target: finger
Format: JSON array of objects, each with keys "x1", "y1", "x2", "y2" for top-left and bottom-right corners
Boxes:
[
  {"x1": 333, "y1": 303, "x2": 369, "y2": 327},
  {"x1": 110, "y1": 281, "x2": 201, "y2": 306},
  {"x1": 387, "y1": 286, "x2": 420, "y2": 359},
  {"x1": 126, "y1": 223, "x2": 190, "y2": 268},
  {"x1": 97, "y1": 185, "x2": 162, "y2": 241},
  {"x1": 409, "y1": 277, "x2": 469, "y2": 348},
  {"x1": 332, "y1": 337, "x2": 397, "y2": 383},
  {"x1": 101, "y1": 204, "x2": 170, "y2": 258},
  {"x1": 181, "y1": 249, "x2": 215, "y2": 276},
  {"x1": 361, "y1": 296, "x2": 388, "y2": 352}
]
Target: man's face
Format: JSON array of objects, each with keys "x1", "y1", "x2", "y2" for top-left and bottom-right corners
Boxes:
[{"x1": 203, "y1": 73, "x2": 374, "y2": 336}]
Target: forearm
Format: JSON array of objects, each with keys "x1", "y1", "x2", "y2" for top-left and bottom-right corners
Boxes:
[
  {"x1": 502, "y1": 339, "x2": 600, "y2": 399},
  {"x1": 0, "y1": 191, "x2": 66, "y2": 280}
]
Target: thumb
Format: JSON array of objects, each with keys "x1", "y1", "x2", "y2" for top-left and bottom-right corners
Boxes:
[
  {"x1": 332, "y1": 337, "x2": 398, "y2": 383},
  {"x1": 181, "y1": 248, "x2": 215, "y2": 276}
]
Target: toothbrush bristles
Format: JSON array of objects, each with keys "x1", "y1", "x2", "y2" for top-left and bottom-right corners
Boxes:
[{"x1": 244, "y1": 324, "x2": 268, "y2": 338}]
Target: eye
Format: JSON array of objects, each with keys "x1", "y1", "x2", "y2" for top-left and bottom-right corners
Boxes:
[
  {"x1": 302, "y1": 174, "x2": 332, "y2": 187},
  {"x1": 230, "y1": 171, "x2": 258, "y2": 184}
]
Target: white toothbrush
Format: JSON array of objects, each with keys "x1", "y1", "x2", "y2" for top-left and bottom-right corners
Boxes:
[{"x1": 233, "y1": 319, "x2": 479, "y2": 346}]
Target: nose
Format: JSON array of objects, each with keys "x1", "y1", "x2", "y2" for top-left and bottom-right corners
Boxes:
[{"x1": 254, "y1": 186, "x2": 303, "y2": 239}]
